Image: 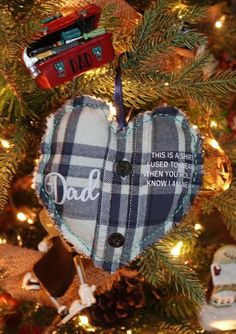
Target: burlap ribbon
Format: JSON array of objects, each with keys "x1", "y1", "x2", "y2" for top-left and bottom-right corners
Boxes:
[{"x1": 0, "y1": 244, "x2": 121, "y2": 307}]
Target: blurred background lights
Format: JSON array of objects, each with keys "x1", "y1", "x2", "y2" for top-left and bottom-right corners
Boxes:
[
  {"x1": 0, "y1": 238, "x2": 7, "y2": 244},
  {"x1": 17, "y1": 212, "x2": 27, "y2": 222},
  {"x1": 17, "y1": 234, "x2": 23, "y2": 246},
  {"x1": 210, "y1": 120, "x2": 218, "y2": 128},
  {"x1": 215, "y1": 20, "x2": 223, "y2": 28},
  {"x1": 27, "y1": 218, "x2": 34, "y2": 225},
  {"x1": 77, "y1": 315, "x2": 96, "y2": 332},
  {"x1": 78, "y1": 315, "x2": 89, "y2": 326},
  {"x1": 0, "y1": 139, "x2": 10, "y2": 149},
  {"x1": 194, "y1": 223, "x2": 203, "y2": 231},
  {"x1": 215, "y1": 15, "x2": 225, "y2": 29},
  {"x1": 209, "y1": 138, "x2": 220, "y2": 150}
]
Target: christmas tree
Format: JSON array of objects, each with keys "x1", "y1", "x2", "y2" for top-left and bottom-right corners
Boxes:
[{"x1": 0, "y1": 0, "x2": 236, "y2": 333}]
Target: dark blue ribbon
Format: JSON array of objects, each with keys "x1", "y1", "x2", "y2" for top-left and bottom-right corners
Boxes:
[{"x1": 114, "y1": 61, "x2": 127, "y2": 129}]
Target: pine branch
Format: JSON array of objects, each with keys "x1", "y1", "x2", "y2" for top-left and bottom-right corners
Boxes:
[
  {"x1": 172, "y1": 51, "x2": 212, "y2": 81},
  {"x1": 0, "y1": 58, "x2": 62, "y2": 122},
  {"x1": 0, "y1": 72, "x2": 38, "y2": 120},
  {"x1": 0, "y1": 13, "x2": 16, "y2": 59},
  {"x1": 136, "y1": 33, "x2": 206, "y2": 74},
  {"x1": 128, "y1": 1, "x2": 179, "y2": 65},
  {"x1": 163, "y1": 295, "x2": 198, "y2": 320},
  {"x1": 72, "y1": 55, "x2": 236, "y2": 112},
  {"x1": 177, "y1": 4, "x2": 207, "y2": 23},
  {"x1": 137, "y1": 223, "x2": 204, "y2": 305},
  {"x1": 169, "y1": 70, "x2": 236, "y2": 107},
  {"x1": 0, "y1": 125, "x2": 29, "y2": 210},
  {"x1": 99, "y1": 3, "x2": 120, "y2": 31},
  {"x1": 160, "y1": 222, "x2": 199, "y2": 249},
  {"x1": 187, "y1": 70, "x2": 236, "y2": 92},
  {"x1": 201, "y1": 178, "x2": 236, "y2": 239},
  {"x1": 191, "y1": 70, "x2": 236, "y2": 92},
  {"x1": 131, "y1": 0, "x2": 167, "y2": 53},
  {"x1": 125, "y1": 1, "x2": 206, "y2": 69},
  {"x1": 99, "y1": 3, "x2": 134, "y2": 53},
  {"x1": 73, "y1": 65, "x2": 162, "y2": 110},
  {"x1": 171, "y1": 30, "x2": 206, "y2": 49},
  {"x1": 156, "y1": 321, "x2": 203, "y2": 334},
  {"x1": 0, "y1": 0, "x2": 62, "y2": 52},
  {"x1": 221, "y1": 139, "x2": 236, "y2": 164}
]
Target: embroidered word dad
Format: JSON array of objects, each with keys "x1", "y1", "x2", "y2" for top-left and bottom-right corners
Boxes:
[{"x1": 44, "y1": 169, "x2": 100, "y2": 205}]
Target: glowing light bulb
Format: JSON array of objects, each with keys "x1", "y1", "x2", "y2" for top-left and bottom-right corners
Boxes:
[
  {"x1": 0, "y1": 139, "x2": 10, "y2": 149},
  {"x1": 127, "y1": 330, "x2": 132, "y2": 334},
  {"x1": 171, "y1": 241, "x2": 183, "y2": 257},
  {"x1": 35, "y1": 303, "x2": 40, "y2": 310},
  {"x1": 78, "y1": 315, "x2": 89, "y2": 326},
  {"x1": 210, "y1": 120, "x2": 218, "y2": 128},
  {"x1": 164, "y1": 82, "x2": 169, "y2": 86},
  {"x1": 174, "y1": 4, "x2": 186, "y2": 10},
  {"x1": 209, "y1": 138, "x2": 220, "y2": 150},
  {"x1": 17, "y1": 234, "x2": 23, "y2": 246},
  {"x1": 215, "y1": 16, "x2": 225, "y2": 29},
  {"x1": 215, "y1": 20, "x2": 222, "y2": 28},
  {"x1": 194, "y1": 223, "x2": 203, "y2": 231},
  {"x1": 17, "y1": 212, "x2": 27, "y2": 222},
  {"x1": 27, "y1": 218, "x2": 34, "y2": 225},
  {"x1": 77, "y1": 315, "x2": 96, "y2": 332},
  {"x1": 222, "y1": 183, "x2": 230, "y2": 191}
]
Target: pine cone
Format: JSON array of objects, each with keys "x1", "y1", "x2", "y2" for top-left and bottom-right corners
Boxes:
[{"x1": 88, "y1": 278, "x2": 146, "y2": 327}]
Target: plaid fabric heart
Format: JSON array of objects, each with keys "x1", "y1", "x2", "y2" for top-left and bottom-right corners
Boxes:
[{"x1": 35, "y1": 96, "x2": 203, "y2": 272}]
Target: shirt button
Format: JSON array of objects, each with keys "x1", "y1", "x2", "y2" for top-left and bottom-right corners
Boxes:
[
  {"x1": 116, "y1": 161, "x2": 132, "y2": 177},
  {"x1": 108, "y1": 233, "x2": 125, "y2": 248}
]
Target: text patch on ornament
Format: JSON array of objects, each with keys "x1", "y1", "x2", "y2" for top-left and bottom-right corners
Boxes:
[
  {"x1": 143, "y1": 151, "x2": 194, "y2": 189},
  {"x1": 44, "y1": 169, "x2": 100, "y2": 204},
  {"x1": 35, "y1": 96, "x2": 203, "y2": 272}
]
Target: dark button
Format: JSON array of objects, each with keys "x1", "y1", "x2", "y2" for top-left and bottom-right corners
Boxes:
[
  {"x1": 116, "y1": 161, "x2": 132, "y2": 177},
  {"x1": 108, "y1": 233, "x2": 125, "y2": 248}
]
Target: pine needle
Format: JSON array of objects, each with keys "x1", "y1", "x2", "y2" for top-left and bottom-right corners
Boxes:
[
  {"x1": 0, "y1": 125, "x2": 29, "y2": 210},
  {"x1": 201, "y1": 178, "x2": 236, "y2": 239},
  {"x1": 138, "y1": 223, "x2": 204, "y2": 305}
]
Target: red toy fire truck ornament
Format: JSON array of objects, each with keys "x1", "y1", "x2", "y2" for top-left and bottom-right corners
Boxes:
[{"x1": 23, "y1": 4, "x2": 114, "y2": 89}]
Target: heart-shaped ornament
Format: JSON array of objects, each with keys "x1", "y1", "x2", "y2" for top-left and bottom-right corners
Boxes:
[{"x1": 35, "y1": 96, "x2": 203, "y2": 272}]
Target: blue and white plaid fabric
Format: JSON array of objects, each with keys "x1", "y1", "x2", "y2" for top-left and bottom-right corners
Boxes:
[{"x1": 35, "y1": 96, "x2": 203, "y2": 272}]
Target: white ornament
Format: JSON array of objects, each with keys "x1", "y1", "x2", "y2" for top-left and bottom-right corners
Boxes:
[
  {"x1": 210, "y1": 245, "x2": 236, "y2": 307},
  {"x1": 199, "y1": 303, "x2": 236, "y2": 331},
  {"x1": 60, "y1": 300, "x2": 87, "y2": 324},
  {"x1": 79, "y1": 283, "x2": 96, "y2": 306},
  {"x1": 199, "y1": 245, "x2": 236, "y2": 331}
]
